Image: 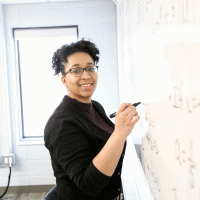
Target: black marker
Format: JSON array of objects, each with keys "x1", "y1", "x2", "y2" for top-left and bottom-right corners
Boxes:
[{"x1": 109, "y1": 102, "x2": 141, "y2": 118}]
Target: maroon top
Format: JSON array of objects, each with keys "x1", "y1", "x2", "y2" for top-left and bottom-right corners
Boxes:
[{"x1": 66, "y1": 95, "x2": 114, "y2": 134}]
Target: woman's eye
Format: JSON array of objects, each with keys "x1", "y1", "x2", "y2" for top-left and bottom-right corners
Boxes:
[
  {"x1": 88, "y1": 67, "x2": 94, "y2": 72},
  {"x1": 72, "y1": 69, "x2": 81, "y2": 74}
]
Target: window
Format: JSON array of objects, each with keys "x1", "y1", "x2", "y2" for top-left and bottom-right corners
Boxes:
[{"x1": 14, "y1": 26, "x2": 78, "y2": 141}]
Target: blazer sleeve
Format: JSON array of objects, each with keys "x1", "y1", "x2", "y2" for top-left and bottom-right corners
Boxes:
[{"x1": 52, "y1": 116, "x2": 111, "y2": 197}]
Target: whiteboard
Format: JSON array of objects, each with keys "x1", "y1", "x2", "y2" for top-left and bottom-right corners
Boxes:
[{"x1": 116, "y1": 0, "x2": 200, "y2": 199}]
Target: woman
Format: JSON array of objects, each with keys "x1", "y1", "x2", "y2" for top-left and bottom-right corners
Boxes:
[{"x1": 44, "y1": 39, "x2": 140, "y2": 200}]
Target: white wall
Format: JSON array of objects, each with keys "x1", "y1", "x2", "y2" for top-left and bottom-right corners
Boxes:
[
  {"x1": 0, "y1": 3, "x2": 12, "y2": 156},
  {"x1": 0, "y1": 0, "x2": 119, "y2": 186}
]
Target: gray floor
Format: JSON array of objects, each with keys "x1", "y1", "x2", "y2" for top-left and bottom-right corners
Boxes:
[
  {"x1": 0, "y1": 185, "x2": 53, "y2": 200},
  {"x1": 1, "y1": 192, "x2": 47, "y2": 200}
]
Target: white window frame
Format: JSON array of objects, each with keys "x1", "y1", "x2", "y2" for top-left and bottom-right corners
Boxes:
[{"x1": 13, "y1": 26, "x2": 78, "y2": 144}]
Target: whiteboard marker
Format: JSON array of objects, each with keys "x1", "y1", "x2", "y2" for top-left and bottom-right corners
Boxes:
[{"x1": 109, "y1": 102, "x2": 141, "y2": 118}]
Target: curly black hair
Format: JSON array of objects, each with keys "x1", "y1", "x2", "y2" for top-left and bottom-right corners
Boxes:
[{"x1": 52, "y1": 38, "x2": 100, "y2": 76}]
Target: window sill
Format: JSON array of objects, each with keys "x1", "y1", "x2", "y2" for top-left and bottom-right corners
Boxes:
[{"x1": 18, "y1": 138, "x2": 44, "y2": 146}]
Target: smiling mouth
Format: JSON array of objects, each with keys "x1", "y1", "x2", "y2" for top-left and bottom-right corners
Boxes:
[{"x1": 80, "y1": 83, "x2": 93, "y2": 87}]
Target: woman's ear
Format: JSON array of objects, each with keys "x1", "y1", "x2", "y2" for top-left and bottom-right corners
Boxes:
[{"x1": 61, "y1": 76, "x2": 68, "y2": 87}]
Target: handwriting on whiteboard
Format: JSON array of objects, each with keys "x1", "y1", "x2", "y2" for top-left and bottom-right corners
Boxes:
[
  {"x1": 175, "y1": 138, "x2": 197, "y2": 189},
  {"x1": 170, "y1": 86, "x2": 200, "y2": 113},
  {"x1": 136, "y1": 0, "x2": 196, "y2": 34}
]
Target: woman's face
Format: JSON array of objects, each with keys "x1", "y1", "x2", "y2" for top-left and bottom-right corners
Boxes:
[{"x1": 61, "y1": 52, "x2": 98, "y2": 103}]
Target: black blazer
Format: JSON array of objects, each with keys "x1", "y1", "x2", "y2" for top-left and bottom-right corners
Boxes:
[{"x1": 44, "y1": 96, "x2": 126, "y2": 200}]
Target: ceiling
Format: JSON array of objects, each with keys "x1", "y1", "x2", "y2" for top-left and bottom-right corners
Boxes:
[{"x1": 0, "y1": 0, "x2": 89, "y2": 4}]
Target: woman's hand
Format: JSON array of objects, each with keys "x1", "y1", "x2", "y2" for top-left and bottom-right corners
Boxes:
[
  {"x1": 93, "y1": 103, "x2": 140, "y2": 176},
  {"x1": 114, "y1": 103, "x2": 140, "y2": 140}
]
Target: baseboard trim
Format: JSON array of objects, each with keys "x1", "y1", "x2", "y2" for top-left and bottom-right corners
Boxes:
[{"x1": 0, "y1": 185, "x2": 54, "y2": 194}]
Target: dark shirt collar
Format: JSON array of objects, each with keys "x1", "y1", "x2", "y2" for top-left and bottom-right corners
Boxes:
[{"x1": 65, "y1": 95, "x2": 93, "y2": 115}]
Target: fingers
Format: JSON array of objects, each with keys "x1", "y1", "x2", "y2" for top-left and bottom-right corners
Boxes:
[
  {"x1": 114, "y1": 103, "x2": 140, "y2": 139},
  {"x1": 117, "y1": 103, "x2": 133, "y2": 113},
  {"x1": 123, "y1": 106, "x2": 137, "y2": 118},
  {"x1": 131, "y1": 113, "x2": 140, "y2": 123},
  {"x1": 117, "y1": 103, "x2": 136, "y2": 116},
  {"x1": 126, "y1": 109, "x2": 138, "y2": 121},
  {"x1": 116, "y1": 102, "x2": 139, "y2": 123}
]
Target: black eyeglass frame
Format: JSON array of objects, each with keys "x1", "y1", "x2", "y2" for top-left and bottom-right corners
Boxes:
[{"x1": 63, "y1": 66, "x2": 99, "y2": 77}]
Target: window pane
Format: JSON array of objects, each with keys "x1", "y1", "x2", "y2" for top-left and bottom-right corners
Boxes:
[{"x1": 17, "y1": 36, "x2": 77, "y2": 138}]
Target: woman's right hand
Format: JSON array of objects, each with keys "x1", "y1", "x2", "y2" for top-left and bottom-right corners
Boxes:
[{"x1": 113, "y1": 103, "x2": 140, "y2": 140}]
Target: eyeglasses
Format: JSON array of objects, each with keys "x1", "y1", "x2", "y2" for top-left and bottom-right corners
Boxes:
[{"x1": 64, "y1": 66, "x2": 99, "y2": 77}]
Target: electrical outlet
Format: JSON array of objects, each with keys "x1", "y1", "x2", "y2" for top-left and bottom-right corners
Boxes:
[
  {"x1": 4, "y1": 157, "x2": 8, "y2": 165},
  {"x1": 0, "y1": 154, "x2": 15, "y2": 167}
]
